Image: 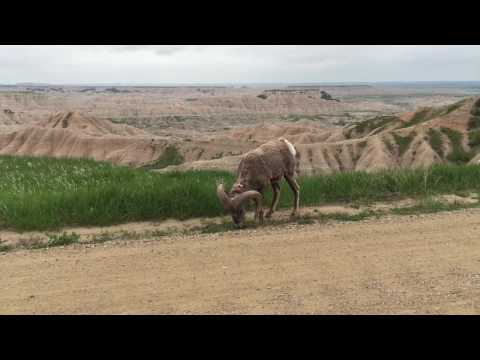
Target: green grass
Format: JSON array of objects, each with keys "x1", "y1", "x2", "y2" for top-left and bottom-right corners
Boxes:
[
  {"x1": 0, "y1": 155, "x2": 234, "y2": 231},
  {"x1": 392, "y1": 132, "x2": 415, "y2": 156},
  {"x1": 428, "y1": 128, "x2": 444, "y2": 157},
  {"x1": 142, "y1": 145, "x2": 184, "y2": 170},
  {"x1": 441, "y1": 128, "x2": 474, "y2": 164},
  {"x1": 3, "y1": 155, "x2": 480, "y2": 231}
]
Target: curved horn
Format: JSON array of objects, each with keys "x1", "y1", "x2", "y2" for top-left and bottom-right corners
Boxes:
[
  {"x1": 231, "y1": 190, "x2": 263, "y2": 209},
  {"x1": 217, "y1": 183, "x2": 233, "y2": 211}
]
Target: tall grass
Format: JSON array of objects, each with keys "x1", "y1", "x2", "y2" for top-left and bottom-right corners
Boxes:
[{"x1": 1, "y1": 155, "x2": 480, "y2": 231}]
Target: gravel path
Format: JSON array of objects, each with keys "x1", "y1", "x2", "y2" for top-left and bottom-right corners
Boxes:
[{"x1": 1, "y1": 209, "x2": 480, "y2": 314}]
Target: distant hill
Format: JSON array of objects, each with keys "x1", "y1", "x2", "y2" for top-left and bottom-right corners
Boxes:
[{"x1": 159, "y1": 97, "x2": 480, "y2": 175}]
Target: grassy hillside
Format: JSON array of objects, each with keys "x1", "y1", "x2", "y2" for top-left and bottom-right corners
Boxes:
[{"x1": 1, "y1": 155, "x2": 480, "y2": 231}]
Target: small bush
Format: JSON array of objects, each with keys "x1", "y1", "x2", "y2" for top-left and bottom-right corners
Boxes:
[
  {"x1": 143, "y1": 145, "x2": 184, "y2": 170},
  {"x1": 46, "y1": 232, "x2": 80, "y2": 247},
  {"x1": 0, "y1": 243, "x2": 12, "y2": 252}
]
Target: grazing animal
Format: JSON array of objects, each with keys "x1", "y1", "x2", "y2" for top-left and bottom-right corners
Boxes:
[{"x1": 216, "y1": 138, "x2": 301, "y2": 228}]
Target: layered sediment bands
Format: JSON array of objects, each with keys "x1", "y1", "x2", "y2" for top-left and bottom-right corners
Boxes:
[{"x1": 160, "y1": 97, "x2": 480, "y2": 174}]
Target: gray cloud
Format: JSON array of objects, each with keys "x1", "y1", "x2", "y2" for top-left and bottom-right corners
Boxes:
[{"x1": 0, "y1": 45, "x2": 478, "y2": 84}]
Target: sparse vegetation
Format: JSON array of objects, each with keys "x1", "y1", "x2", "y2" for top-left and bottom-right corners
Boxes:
[
  {"x1": 383, "y1": 138, "x2": 394, "y2": 153},
  {"x1": 0, "y1": 242, "x2": 12, "y2": 252},
  {"x1": 211, "y1": 152, "x2": 224, "y2": 160},
  {"x1": 357, "y1": 141, "x2": 367, "y2": 149},
  {"x1": 400, "y1": 99, "x2": 468, "y2": 129},
  {"x1": 469, "y1": 100, "x2": 480, "y2": 133},
  {"x1": 468, "y1": 116, "x2": 480, "y2": 130},
  {"x1": 441, "y1": 128, "x2": 474, "y2": 164},
  {"x1": 428, "y1": 128, "x2": 444, "y2": 157},
  {"x1": 350, "y1": 115, "x2": 401, "y2": 136},
  {"x1": 392, "y1": 132, "x2": 415, "y2": 156},
  {"x1": 142, "y1": 145, "x2": 185, "y2": 170},
  {"x1": 468, "y1": 130, "x2": 480, "y2": 152},
  {"x1": 3, "y1": 156, "x2": 480, "y2": 232},
  {"x1": 471, "y1": 98, "x2": 480, "y2": 116},
  {"x1": 46, "y1": 232, "x2": 80, "y2": 247},
  {"x1": 390, "y1": 198, "x2": 479, "y2": 215},
  {"x1": 17, "y1": 236, "x2": 45, "y2": 250}
]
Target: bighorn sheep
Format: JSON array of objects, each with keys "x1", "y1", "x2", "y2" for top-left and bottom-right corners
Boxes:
[{"x1": 217, "y1": 138, "x2": 301, "y2": 228}]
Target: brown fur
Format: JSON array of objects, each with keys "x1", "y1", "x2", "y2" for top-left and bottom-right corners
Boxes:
[
  {"x1": 231, "y1": 138, "x2": 299, "y2": 195},
  {"x1": 219, "y1": 138, "x2": 301, "y2": 227}
]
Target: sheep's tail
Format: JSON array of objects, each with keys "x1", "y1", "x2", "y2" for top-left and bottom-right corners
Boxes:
[{"x1": 294, "y1": 146, "x2": 301, "y2": 176}]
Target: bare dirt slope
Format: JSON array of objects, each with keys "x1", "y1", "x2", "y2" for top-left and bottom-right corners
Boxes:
[
  {"x1": 0, "y1": 111, "x2": 173, "y2": 166},
  {"x1": 2, "y1": 209, "x2": 480, "y2": 314},
  {"x1": 162, "y1": 97, "x2": 480, "y2": 174}
]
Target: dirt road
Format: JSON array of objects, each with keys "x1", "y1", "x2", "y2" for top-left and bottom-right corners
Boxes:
[{"x1": 2, "y1": 209, "x2": 480, "y2": 314}]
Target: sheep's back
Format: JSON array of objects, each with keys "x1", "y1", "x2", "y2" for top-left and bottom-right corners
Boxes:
[{"x1": 237, "y1": 139, "x2": 296, "y2": 189}]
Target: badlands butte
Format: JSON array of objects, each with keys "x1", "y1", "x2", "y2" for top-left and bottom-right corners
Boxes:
[{"x1": 1, "y1": 83, "x2": 480, "y2": 173}]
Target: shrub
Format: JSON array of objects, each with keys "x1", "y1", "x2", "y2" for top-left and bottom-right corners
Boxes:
[
  {"x1": 143, "y1": 145, "x2": 184, "y2": 170},
  {"x1": 46, "y1": 232, "x2": 80, "y2": 247}
]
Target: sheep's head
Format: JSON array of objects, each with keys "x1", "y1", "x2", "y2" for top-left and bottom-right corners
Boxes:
[{"x1": 216, "y1": 183, "x2": 261, "y2": 228}]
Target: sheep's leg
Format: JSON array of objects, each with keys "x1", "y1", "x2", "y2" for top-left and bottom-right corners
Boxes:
[
  {"x1": 253, "y1": 197, "x2": 264, "y2": 225},
  {"x1": 266, "y1": 182, "x2": 281, "y2": 218},
  {"x1": 285, "y1": 175, "x2": 300, "y2": 216}
]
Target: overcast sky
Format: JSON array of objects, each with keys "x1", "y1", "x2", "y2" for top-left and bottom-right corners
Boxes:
[{"x1": 0, "y1": 45, "x2": 479, "y2": 84}]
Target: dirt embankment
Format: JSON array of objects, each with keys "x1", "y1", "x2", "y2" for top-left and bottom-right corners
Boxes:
[{"x1": 1, "y1": 208, "x2": 480, "y2": 314}]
